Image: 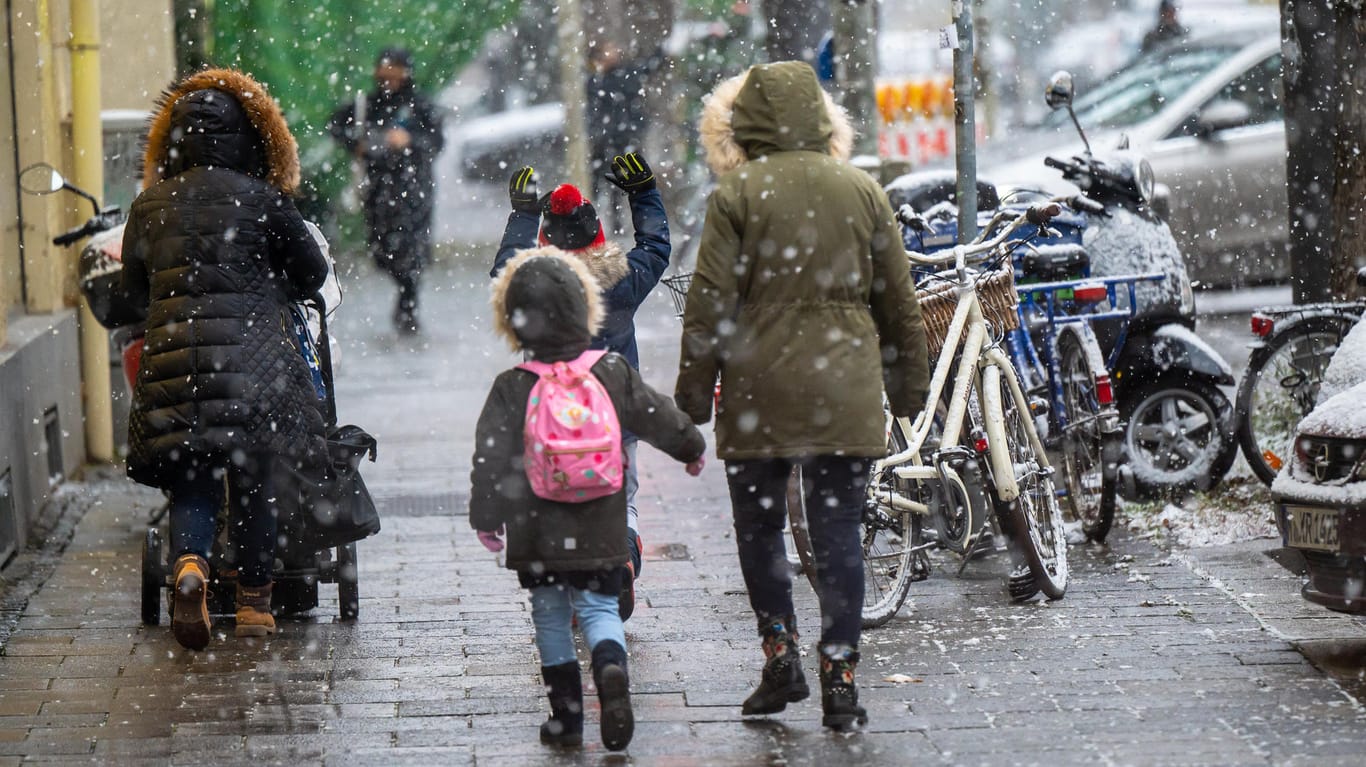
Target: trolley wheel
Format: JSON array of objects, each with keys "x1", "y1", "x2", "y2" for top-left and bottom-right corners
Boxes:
[
  {"x1": 141, "y1": 528, "x2": 163, "y2": 626},
  {"x1": 338, "y1": 542, "x2": 359, "y2": 620}
]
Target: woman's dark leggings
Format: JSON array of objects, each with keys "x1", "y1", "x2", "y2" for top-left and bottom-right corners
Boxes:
[
  {"x1": 725, "y1": 455, "x2": 870, "y2": 648},
  {"x1": 170, "y1": 463, "x2": 278, "y2": 587}
]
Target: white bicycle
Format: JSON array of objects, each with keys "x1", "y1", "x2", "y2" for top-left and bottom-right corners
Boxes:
[{"x1": 787, "y1": 204, "x2": 1071, "y2": 624}]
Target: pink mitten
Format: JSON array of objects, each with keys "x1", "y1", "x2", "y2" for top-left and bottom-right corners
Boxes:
[{"x1": 477, "y1": 527, "x2": 505, "y2": 553}]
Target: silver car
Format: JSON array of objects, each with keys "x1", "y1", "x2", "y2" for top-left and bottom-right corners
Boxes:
[{"x1": 890, "y1": 12, "x2": 1285, "y2": 289}]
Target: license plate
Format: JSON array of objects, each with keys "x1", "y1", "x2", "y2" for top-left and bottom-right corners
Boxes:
[{"x1": 1285, "y1": 505, "x2": 1341, "y2": 552}]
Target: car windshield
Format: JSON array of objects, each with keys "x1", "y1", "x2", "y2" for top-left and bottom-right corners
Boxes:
[{"x1": 1041, "y1": 43, "x2": 1241, "y2": 130}]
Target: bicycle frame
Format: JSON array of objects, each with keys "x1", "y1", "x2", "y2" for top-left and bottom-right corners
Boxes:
[{"x1": 877, "y1": 216, "x2": 1055, "y2": 526}]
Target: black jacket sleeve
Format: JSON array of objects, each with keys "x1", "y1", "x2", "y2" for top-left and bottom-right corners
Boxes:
[
  {"x1": 469, "y1": 372, "x2": 524, "y2": 532},
  {"x1": 602, "y1": 355, "x2": 706, "y2": 463},
  {"x1": 266, "y1": 192, "x2": 328, "y2": 301}
]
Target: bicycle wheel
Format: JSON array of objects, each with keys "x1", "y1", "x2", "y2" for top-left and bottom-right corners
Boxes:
[
  {"x1": 1055, "y1": 330, "x2": 1118, "y2": 542},
  {"x1": 1236, "y1": 315, "x2": 1356, "y2": 486},
  {"x1": 786, "y1": 416, "x2": 928, "y2": 628},
  {"x1": 983, "y1": 364, "x2": 1069, "y2": 600}
]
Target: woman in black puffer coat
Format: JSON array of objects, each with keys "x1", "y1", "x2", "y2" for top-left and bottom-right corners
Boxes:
[{"x1": 120, "y1": 68, "x2": 329, "y2": 651}]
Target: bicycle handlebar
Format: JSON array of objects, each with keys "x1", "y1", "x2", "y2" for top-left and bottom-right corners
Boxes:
[{"x1": 907, "y1": 204, "x2": 1061, "y2": 268}]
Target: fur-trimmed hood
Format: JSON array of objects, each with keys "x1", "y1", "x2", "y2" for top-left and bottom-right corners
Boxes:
[
  {"x1": 143, "y1": 68, "x2": 301, "y2": 194},
  {"x1": 566, "y1": 241, "x2": 629, "y2": 288},
  {"x1": 699, "y1": 61, "x2": 853, "y2": 177},
  {"x1": 491, "y1": 246, "x2": 605, "y2": 358}
]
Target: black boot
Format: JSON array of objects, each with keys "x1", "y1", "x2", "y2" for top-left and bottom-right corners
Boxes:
[
  {"x1": 741, "y1": 616, "x2": 810, "y2": 715},
  {"x1": 590, "y1": 640, "x2": 633, "y2": 751},
  {"x1": 819, "y1": 645, "x2": 868, "y2": 731},
  {"x1": 539, "y1": 662, "x2": 584, "y2": 747}
]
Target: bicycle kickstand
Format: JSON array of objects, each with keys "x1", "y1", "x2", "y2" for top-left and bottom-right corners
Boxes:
[{"x1": 956, "y1": 519, "x2": 998, "y2": 577}]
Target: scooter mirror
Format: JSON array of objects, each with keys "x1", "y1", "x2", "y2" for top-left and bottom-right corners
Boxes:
[
  {"x1": 1044, "y1": 72, "x2": 1075, "y2": 111},
  {"x1": 18, "y1": 163, "x2": 66, "y2": 195}
]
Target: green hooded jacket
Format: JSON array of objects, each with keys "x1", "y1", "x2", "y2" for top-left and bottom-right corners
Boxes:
[{"x1": 675, "y1": 61, "x2": 930, "y2": 460}]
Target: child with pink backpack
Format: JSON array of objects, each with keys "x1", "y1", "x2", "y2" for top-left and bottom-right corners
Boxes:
[{"x1": 470, "y1": 247, "x2": 705, "y2": 751}]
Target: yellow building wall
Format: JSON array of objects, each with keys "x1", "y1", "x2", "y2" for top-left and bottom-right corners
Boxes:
[
  {"x1": 1, "y1": 0, "x2": 172, "y2": 347},
  {"x1": 100, "y1": 1, "x2": 175, "y2": 110}
]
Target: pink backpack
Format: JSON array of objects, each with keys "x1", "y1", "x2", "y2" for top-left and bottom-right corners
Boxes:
[{"x1": 517, "y1": 350, "x2": 624, "y2": 502}]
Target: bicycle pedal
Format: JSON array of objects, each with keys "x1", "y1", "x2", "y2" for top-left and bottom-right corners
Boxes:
[{"x1": 1028, "y1": 397, "x2": 1050, "y2": 416}]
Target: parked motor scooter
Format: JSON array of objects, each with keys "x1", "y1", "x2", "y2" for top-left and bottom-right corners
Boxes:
[
  {"x1": 1038, "y1": 71, "x2": 1238, "y2": 500},
  {"x1": 890, "y1": 72, "x2": 1238, "y2": 500},
  {"x1": 17, "y1": 162, "x2": 142, "y2": 384}
]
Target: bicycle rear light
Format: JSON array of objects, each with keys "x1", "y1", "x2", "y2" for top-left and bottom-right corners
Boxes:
[
  {"x1": 1094, "y1": 374, "x2": 1113, "y2": 406},
  {"x1": 1072, "y1": 284, "x2": 1108, "y2": 303},
  {"x1": 1250, "y1": 313, "x2": 1274, "y2": 338}
]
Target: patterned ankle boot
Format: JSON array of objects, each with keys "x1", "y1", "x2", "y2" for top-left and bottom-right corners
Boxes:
[
  {"x1": 819, "y1": 644, "x2": 868, "y2": 731},
  {"x1": 741, "y1": 616, "x2": 809, "y2": 715}
]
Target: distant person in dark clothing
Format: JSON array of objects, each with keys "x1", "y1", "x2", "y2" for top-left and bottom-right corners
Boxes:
[
  {"x1": 1142, "y1": 0, "x2": 1188, "y2": 54},
  {"x1": 328, "y1": 47, "x2": 445, "y2": 336},
  {"x1": 586, "y1": 42, "x2": 647, "y2": 232}
]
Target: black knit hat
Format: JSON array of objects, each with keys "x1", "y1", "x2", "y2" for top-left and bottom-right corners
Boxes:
[
  {"x1": 376, "y1": 47, "x2": 413, "y2": 69},
  {"x1": 538, "y1": 184, "x2": 606, "y2": 251}
]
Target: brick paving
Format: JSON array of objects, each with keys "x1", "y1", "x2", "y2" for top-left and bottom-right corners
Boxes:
[{"x1": 2, "y1": 252, "x2": 1366, "y2": 765}]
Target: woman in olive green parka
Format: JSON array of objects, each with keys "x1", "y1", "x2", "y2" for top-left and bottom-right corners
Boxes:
[{"x1": 675, "y1": 61, "x2": 929, "y2": 732}]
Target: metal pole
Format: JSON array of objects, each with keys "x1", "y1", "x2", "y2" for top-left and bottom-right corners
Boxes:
[
  {"x1": 556, "y1": 0, "x2": 590, "y2": 192},
  {"x1": 952, "y1": 0, "x2": 977, "y2": 243},
  {"x1": 70, "y1": 0, "x2": 114, "y2": 462}
]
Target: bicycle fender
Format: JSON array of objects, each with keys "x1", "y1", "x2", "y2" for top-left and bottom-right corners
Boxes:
[
  {"x1": 981, "y1": 365, "x2": 1021, "y2": 504},
  {"x1": 1119, "y1": 323, "x2": 1234, "y2": 385}
]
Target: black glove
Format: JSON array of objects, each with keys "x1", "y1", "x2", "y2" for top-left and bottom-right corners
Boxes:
[
  {"x1": 509, "y1": 166, "x2": 541, "y2": 214},
  {"x1": 605, "y1": 153, "x2": 656, "y2": 194}
]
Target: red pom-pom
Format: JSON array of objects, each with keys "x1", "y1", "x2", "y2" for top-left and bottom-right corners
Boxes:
[{"x1": 548, "y1": 184, "x2": 586, "y2": 215}]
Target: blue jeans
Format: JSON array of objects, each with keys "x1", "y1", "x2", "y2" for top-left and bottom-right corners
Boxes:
[
  {"x1": 725, "y1": 456, "x2": 869, "y2": 648},
  {"x1": 624, "y1": 438, "x2": 639, "y2": 534},
  {"x1": 169, "y1": 464, "x2": 278, "y2": 588},
  {"x1": 530, "y1": 584, "x2": 627, "y2": 666}
]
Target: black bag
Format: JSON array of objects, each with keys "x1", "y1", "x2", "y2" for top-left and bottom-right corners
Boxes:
[
  {"x1": 276, "y1": 293, "x2": 381, "y2": 554},
  {"x1": 278, "y1": 424, "x2": 381, "y2": 552}
]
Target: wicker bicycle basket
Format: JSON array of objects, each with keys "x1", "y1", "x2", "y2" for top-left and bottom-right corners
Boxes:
[
  {"x1": 661, "y1": 271, "x2": 693, "y2": 318},
  {"x1": 916, "y1": 268, "x2": 1020, "y2": 359}
]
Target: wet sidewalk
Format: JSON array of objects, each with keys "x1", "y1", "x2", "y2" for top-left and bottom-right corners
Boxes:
[{"x1": 2, "y1": 252, "x2": 1366, "y2": 766}]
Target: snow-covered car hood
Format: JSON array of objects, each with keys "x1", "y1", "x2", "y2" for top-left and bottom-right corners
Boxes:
[
  {"x1": 1295, "y1": 380, "x2": 1366, "y2": 443},
  {"x1": 1315, "y1": 316, "x2": 1366, "y2": 405}
]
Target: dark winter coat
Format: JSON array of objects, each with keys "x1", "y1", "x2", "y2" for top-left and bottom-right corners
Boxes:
[
  {"x1": 471, "y1": 247, "x2": 705, "y2": 580},
  {"x1": 327, "y1": 81, "x2": 444, "y2": 274},
  {"x1": 120, "y1": 69, "x2": 329, "y2": 488},
  {"x1": 676, "y1": 61, "x2": 930, "y2": 461},
  {"x1": 492, "y1": 188, "x2": 671, "y2": 369}
]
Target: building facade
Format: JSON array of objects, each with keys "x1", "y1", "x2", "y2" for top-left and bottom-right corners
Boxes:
[{"x1": 0, "y1": 0, "x2": 173, "y2": 564}]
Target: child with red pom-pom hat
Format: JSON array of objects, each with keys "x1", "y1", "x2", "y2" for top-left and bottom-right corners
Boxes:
[{"x1": 493, "y1": 153, "x2": 672, "y2": 622}]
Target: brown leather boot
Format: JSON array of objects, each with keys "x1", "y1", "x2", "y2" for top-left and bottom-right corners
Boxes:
[
  {"x1": 234, "y1": 582, "x2": 276, "y2": 638},
  {"x1": 171, "y1": 554, "x2": 212, "y2": 651}
]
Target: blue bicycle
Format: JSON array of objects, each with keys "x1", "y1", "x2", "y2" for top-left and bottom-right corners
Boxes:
[{"x1": 903, "y1": 202, "x2": 1164, "y2": 542}]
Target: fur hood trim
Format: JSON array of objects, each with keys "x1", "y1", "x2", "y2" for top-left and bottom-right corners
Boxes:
[
  {"x1": 143, "y1": 68, "x2": 301, "y2": 194},
  {"x1": 490, "y1": 246, "x2": 605, "y2": 352},
  {"x1": 568, "y1": 241, "x2": 629, "y2": 288},
  {"x1": 699, "y1": 67, "x2": 854, "y2": 177}
]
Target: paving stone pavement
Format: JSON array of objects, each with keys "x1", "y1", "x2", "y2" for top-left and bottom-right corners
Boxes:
[{"x1": 3, "y1": 251, "x2": 1366, "y2": 766}]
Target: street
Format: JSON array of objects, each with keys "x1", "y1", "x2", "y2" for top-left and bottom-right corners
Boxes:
[{"x1": 1, "y1": 250, "x2": 1364, "y2": 766}]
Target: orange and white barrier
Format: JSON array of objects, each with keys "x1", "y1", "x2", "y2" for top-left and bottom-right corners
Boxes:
[{"x1": 876, "y1": 75, "x2": 984, "y2": 167}]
